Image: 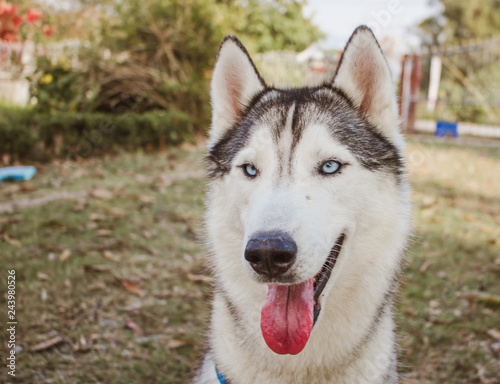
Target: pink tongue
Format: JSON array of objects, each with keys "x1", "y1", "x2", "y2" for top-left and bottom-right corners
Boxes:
[{"x1": 260, "y1": 279, "x2": 314, "y2": 355}]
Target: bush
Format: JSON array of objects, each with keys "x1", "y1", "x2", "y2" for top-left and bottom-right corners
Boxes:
[
  {"x1": 28, "y1": 57, "x2": 93, "y2": 113},
  {"x1": 28, "y1": 0, "x2": 222, "y2": 131},
  {"x1": 0, "y1": 107, "x2": 193, "y2": 162},
  {"x1": 0, "y1": 107, "x2": 37, "y2": 157}
]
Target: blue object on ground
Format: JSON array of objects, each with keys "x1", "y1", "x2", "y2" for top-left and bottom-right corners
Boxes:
[
  {"x1": 0, "y1": 166, "x2": 37, "y2": 182},
  {"x1": 436, "y1": 121, "x2": 458, "y2": 138}
]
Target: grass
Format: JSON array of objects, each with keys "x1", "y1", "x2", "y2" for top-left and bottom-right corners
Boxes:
[
  {"x1": 399, "y1": 138, "x2": 500, "y2": 383},
  {"x1": 1, "y1": 138, "x2": 499, "y2": 383}
]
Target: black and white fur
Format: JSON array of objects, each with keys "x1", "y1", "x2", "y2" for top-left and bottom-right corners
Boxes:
[{"x1": 195, "y1": 26, "x2": 411, "y2": 384}]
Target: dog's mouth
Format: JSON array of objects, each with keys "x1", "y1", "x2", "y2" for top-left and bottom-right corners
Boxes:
[
  {"x1": 313, "y1": 233, "x2": 345, "y2": 324},
  {"x1": 260, "y1": 234, "x2": 345, "y2": 355}
]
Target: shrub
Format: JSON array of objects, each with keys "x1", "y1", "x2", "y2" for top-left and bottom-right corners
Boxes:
[
  {"x1": 28, "y1": 0, "x2": 222, "y2": 130},
  {"x1": 0, "y1": 107, "x2": 193, "y2": 162},
  {"x1": 28, "y1": 57, "x2": 92, "y2": 113}
]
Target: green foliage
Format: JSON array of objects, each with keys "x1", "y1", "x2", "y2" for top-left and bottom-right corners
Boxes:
[
  {"x1": 216, "y1": 0, "x2": 324, "y2": 53},
  {"x1": 27, "y1": 0, "x2": 222, "y2": 129},
  {"x1": 92, "y1": 0, "x2": 222, "y2": 128},
  {"x1": 440, "y1": 0, "x2": 500, "y2": 42},
  {"x1": 0, "y1": 107, "x2": 37, "y2": 157},
  {"x1": 28, "y1": 57, "x2": 94, "y2": 113},
  {"x1": 415, "y1": 1, "x2": 500, "y2": 124},
  {"x1": 27, "y1": 0, "x2": 323, "y2": 130},
  {"x1": 0, "y1": 107, "x2": 193, "y2": 161},
  {"x1": 418, "y1": 0, "x2": 500, "y2": 45}
]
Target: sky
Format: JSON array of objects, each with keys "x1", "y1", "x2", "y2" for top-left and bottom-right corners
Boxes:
[{"x1": 304, "y1": 0, "x2": 441, "y2": 50}]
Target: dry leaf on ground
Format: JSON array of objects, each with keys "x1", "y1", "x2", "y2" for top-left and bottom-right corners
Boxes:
[
  {"x1": 187, "y1": 273, "x2": 214, "y2": 283},
  {"x1": 83, "y1": 264, "x2": 112, "y2": 273},
  {"x1": 166, "y1": 339, "x2": 193, "y2": 349},
  {"x1": 460, "y1": 291, "x2": 500, "y2": 305},
  {"x1": 103, "y1": 250, "x2": 120, "y2": 261},
  {"x1": 95, "y1": 229, "x2": 113, "y2": 237},
  {"x1": 121, "y1": 280, "x2": 145, "y2": 296},
  {"x1": 59, "y1": 249, "x2": 71, "y2": 262},
  {"x1": 89, "y1": 213, "x2": 107, "y2": 222},
  {"x1": 30, "y1": 336, "x2": 64, "y2": 352},
  {"x1": 37, "y1": 272, "x2": 49, "y2": 280},
  {"x1": 125, "y1": 320, "x2": 143, "y2": 335},
  {"x1": 487, "y1": 329, "x2": 500, "y2": 342},
  {"x1": 90, "y1": 188, "x2": 113, "y2": 200}
]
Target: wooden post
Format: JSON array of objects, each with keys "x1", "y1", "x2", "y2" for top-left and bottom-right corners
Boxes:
[
  {"x1": 398, "y1": 54, "x2": 408, "y2": 119},
  {"x1": 407, "y1": 55, "x2": 422, "y2": 134}
]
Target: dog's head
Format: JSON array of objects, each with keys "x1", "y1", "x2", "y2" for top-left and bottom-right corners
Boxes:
[{"x1": 206, "y1": 27, "x2": 410, "y2": 356}]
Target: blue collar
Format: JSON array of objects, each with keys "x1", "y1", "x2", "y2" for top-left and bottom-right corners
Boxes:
[{"x1": 216, "y1": 369, "x2": 229, "y2": 384}]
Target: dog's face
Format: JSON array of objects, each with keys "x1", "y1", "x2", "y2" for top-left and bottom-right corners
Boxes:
[{"x1": 206, "y1": 27, "x2": 408, "y2": 356}]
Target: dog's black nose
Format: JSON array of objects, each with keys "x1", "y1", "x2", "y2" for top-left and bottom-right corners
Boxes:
[{"x1": 245, "y1": 232, "x2": 297, "y2": 277}]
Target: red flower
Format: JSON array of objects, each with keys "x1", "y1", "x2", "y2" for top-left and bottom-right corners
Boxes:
[
  {"x1": 42, "y1": 24, "x2": 53, "y2": 37},
  {"x1": 25, "y1": 8, "x2": 41, "y2": 23},
  {"x1": 1, "y1": 31, "x2": 17, "y2": 42},
  {"x1": 12, "y1": 16, "x2": 23, "y2": 29},
  {"x1": 0, "y1": 1, "x2": 16, "y2": 16},
  {"x1": 0, "y1": 2, "x2": 48, "y2": 42}
]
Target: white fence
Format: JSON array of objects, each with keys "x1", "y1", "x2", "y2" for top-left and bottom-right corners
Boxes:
[
  {"x1": 0, "y1": 39, "x2": 82, "y2": 106},
  {"x1": 253, "y1": 50, "x2": 338, "y2": 88},
  {"x1": 0, "y1": 41, "x2": 24, "y2": 73},
  {"x1": 37, "y1": 39, "x2": 82, "y2": 69},
  {"x1": 0, "y1": 41, "x2": 30, "y2": 105}
]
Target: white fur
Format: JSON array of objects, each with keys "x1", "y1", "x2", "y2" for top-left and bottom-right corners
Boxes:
[
  {"x1": 210, "y1": 37, "x2": 265, "y2": 146},
  {"x1": 196, "y1": 27, "x2": 411, "y2": 384},
  {"x1": 333, "y1": 28, "x2": 402, "y2": 148}
]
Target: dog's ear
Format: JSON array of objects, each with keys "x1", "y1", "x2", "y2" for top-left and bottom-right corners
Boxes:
[
  {"x1": 333, "y1": 26, "x2": 399, "y2": 141},
  {"x1": 210, "y1": 35, "x2": 265, "y2": 144}
]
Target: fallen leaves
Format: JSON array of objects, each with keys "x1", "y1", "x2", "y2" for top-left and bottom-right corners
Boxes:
[
  {"x1": 125, "y1": 320, "x2": 143, "y2": 335},
  {"x1": 95, "y1": 229, "x2": 113, "y2": 237},
  {"x1": 187, "y1": 273, "x2": 213, "y2": 284},
  {"x1": 103, "y1": 250, "x2": 120, "y2": 261},
  {"x1": 30, "y1": 336, "x2": 64, "y2": 352},
  {"x1": 83, "y1": 264, "x2": 113, "y2": 273},
  {"x1": 166, "y1": 339, "x2": 193, "y2": 349},
  {"x1": 460, "y1": 291, "x2": 500, "y2": 306},
  {"x1": 133, "y1": 194, "x2": 156, "y2": 205},
  {"x1": 106, "y1": 206, "x2": 126, "y2": 219},
  {"x1": 88, "y1": 298, "x2": 101, "y2": 323},
  {"x1": 419, "y1": 260, "x2": 433, "y2": 273},
  {"x1": 473, "y1": 265, "x2": 500, "y2": 274},
  {"x1": 0, "y1": 215, "x2": 22, "y2": 225},
  {"x1": 487, "y1": 329, "x2": 500, "y2": 342},
  {"x1": 89, "y1": 213, "x2": 107, "y2": 222},
  {"x1": 0, "y1": 190, "x2": 87, "y2": 214},
  {"x1": 37, "y1": 272, "x2": 49, "y2": 280},
  {"x1": 1, "y1": 234, "x2": 21, "y2": 247},
  {"x1": 73, "y1": 200, "x2": 87, "y2": 212},
  {"x1": 90, "y1": 188, "x2": 113, "y2": 200},
  {"x1": 59, "y1": 249, "x2": 71, "y2": 262},
  {"x1": 121, "y1": 280, "x2": 145, "y2": 296}
]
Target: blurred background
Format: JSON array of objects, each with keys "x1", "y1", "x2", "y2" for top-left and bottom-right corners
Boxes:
[{"x1": 0, "y1": 1, "x2": 499, "y2": 383}]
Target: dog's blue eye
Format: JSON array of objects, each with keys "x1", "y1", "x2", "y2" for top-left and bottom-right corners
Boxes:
[
  {"x1": 243, "y1": 164, "x2": 258, "y2": 177},
  {"x1": 321, "y1": 160, "x2": 341, "y2": 175}
]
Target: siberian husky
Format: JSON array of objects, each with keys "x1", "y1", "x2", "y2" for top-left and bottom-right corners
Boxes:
[{"x1": 195, "y1": 26, "x2": 411, "y2": 384}]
